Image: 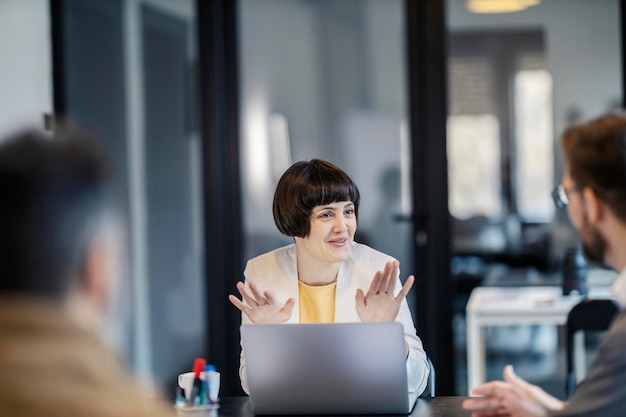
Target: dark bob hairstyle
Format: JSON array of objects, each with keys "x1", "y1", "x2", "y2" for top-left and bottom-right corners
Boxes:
[{"x1": 273, "y1": 159, "x2": 360, "y2": 237}]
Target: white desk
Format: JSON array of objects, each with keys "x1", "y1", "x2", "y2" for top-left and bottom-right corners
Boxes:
[{"x1": 466, "y1": 286, "x2": 613, "y2": 392}]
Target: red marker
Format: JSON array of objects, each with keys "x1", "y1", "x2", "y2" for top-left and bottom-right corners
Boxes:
[{"x1": 188, "y1": 357, "x2": 206, "y2": 406}]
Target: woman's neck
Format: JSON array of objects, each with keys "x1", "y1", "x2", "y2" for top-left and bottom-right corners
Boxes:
[{"x1": 295, "y1": 247, "x2": 340, "y2": 286}]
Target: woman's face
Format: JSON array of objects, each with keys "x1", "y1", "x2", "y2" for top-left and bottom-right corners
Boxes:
[{"x1": 297, "y1": 200, "x2": 357, "y2": 264}]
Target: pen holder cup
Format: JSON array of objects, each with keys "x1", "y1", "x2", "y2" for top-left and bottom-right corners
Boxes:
[{"x1": 178, "y1": 371, "x2": 220, "y2": 403}]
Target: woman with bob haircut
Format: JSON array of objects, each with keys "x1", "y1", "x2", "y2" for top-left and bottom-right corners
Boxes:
[{"x1": 229, "y1": 159, "x2": 430, "y2": 397}]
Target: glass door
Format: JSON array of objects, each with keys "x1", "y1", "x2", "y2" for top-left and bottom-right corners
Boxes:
[
  {"x1": 446, "y1": 0, "x2": 622, "y2": 396},
  {"x1": 55, "y1": 0, "x2": 205, "y2": 393},
  {"x1": 237, "y1": 0, "x2": 417, "y2": 312}
]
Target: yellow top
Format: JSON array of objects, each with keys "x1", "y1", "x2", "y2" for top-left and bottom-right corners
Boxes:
[{"x1": 298, "y1": 280, "x2": 337, "y2": 323}]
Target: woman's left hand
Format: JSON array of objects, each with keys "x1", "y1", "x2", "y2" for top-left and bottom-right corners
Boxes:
[{"x1": 355, "y1": 260, "x2": 414, "y2": 323}]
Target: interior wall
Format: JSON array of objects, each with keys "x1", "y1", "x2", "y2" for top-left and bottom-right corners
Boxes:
[
  {"x1": 0, "y1": 0, "x2": 52, "y2": 139},
  {"x1": 447, "y1": 0, "x2": 622, "y2": 260},
  {"x1": 363, "y1": 0, "x2": 405, "y2": 116},
  {"x1": 238, "y1": 0, "x2": 322, "y2": 258},
  {"x1": 447, "y1": 0, "x2": 622, "y2": 177}
]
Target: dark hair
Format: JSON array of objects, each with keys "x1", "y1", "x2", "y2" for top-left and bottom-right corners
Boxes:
[
  {"x1": 562, "y1": 111, "x2": 626, "y2": 223},
  {"x1": 0, "y1": 126, "x2": 113, "y2": 300},
  {"x1": 273, "y1": 159, "x2": 360, "y2": 237}
]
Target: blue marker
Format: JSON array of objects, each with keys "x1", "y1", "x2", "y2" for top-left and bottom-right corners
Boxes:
[
  {"x1": 175, "y1": 387, "x2": 186, "y2": 406},
  {"x1": 204, "y1": 364, "x2": 216, "y2": 404}
]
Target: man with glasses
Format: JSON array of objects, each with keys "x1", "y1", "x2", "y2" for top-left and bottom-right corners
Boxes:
[{"x1": 463, "y1": 112, "x2": 626, "y2": 417}]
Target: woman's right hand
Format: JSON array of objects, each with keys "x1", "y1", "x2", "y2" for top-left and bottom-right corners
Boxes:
[{"x1": 228, "y1": 281, "x2": 295, "y2": 324}]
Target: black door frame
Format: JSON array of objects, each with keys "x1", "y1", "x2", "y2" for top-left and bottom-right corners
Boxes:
[
  {"x1": 405, "y1": 0, "x2": 454, "y2": 395},
  {"x1": 198, "y1": 0, "x2": 455, "y2": 395},
  {"x1": 197, "y1": 0, "x2": 245, "y2": 396}
]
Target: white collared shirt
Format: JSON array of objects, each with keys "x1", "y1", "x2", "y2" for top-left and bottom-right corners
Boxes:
[{"x1": 610, "y1": 267, "x2": 626, "y2": 309}]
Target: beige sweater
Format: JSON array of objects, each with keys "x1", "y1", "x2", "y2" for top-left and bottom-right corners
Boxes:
[{"x1": 0, "y1": 296, "x2": 175, "y2": 417}]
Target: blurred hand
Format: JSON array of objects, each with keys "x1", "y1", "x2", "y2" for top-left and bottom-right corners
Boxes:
[
  {"x1": 229, "y1": 281, "x2": 295, "y2": 324},
  {"x1": 462, "y1": 365, "x2": 565, "y2": 417},
  {"x1": 355, "y1": 260, "x2": 414, "y2": 323}
]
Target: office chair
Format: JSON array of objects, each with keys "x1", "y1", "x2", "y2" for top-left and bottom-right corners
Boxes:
[
  {"x1": 565, "y1": 298, "x2": 618, "y2": 398},
  {"x1": 426, "y1": 356, "x2": 436, "y2": 397}
]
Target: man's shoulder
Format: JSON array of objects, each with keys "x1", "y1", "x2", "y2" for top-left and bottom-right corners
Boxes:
[
  {"x1": 590, "y1": 310, "x2": 626, "y2": 364},
  {"x1": 606, "y1": 311, "x2": 626, "y2": 340},
  {"x1": 0, "y1": 307, "x2": 176, "y2": 417}
]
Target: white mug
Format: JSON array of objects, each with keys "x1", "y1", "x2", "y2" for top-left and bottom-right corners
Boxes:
[{"x1": 178, "y1": 371, "x2": 221, "y2": 402}]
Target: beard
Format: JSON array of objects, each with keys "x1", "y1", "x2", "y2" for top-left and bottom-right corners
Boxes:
[{"x1": 580, "y1": 213, "x2": 607, "y2": 265}]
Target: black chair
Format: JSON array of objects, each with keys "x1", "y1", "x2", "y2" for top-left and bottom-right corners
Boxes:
[
  {"x1": 425, "y1": 356, "x2": 436, "y2": 397},
  {"x1": 565, "y1": 298, "x2": 619, "y2": 398}
]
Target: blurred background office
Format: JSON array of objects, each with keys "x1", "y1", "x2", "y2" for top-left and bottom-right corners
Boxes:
[{"x1": 0, "y1": 0, "x2": 623, "y2": 399}]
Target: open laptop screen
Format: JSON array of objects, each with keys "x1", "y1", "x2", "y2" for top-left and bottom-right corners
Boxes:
[{"x1": 241, "y1": 322, "x2": 414, "y2": 415}]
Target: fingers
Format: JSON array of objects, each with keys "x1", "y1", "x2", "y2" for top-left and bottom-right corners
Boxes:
[
  {"x1": 235, "y1": 281, "x2": 268, "y2": 308},
  {"x1": 382, "y1": 261, "x2": 399, "y2": 294},
  {"x1": 464, "y1": 381, "x2": 511, "y2": 415},
  {"x1": 367, "y1": 271, "x2": 383, "y2": 296},
  {"x1": 230, "y1": 282, "x2": 295, "y2": 324},
  {"x1": 368, "y1": 261, "x2": 400, "y2": 296},
  {"x1": 248, "y1": 282, "x2": 268, "y2": 305},
  {"x1": 228, "y1": 294, "x2": 252, "y2": 314},
  {"x1": 395, "y1": 275, "x2": 414, "y2": 301},
  {"x1": 355, "y1": 289, "x2": 365, "y2": 307},
  {"x1": 502, "y1": 365, "x2": 535, "y2": 396},
  {"x1": 469, "y1": 381, "x2": 510, "y2": 398},
  {"x1": 463, "y1": 396, "x2": 503, "y2": 411},
  {"x1": 236, "y1": 281, "x2": 260, "y2": 307},
  {"x1": 503, "y1": 365, "x2": 563, "y2": 411},
  {"x1": 377, "y1": 261, "x2": 395, "y2": 294},
  {"x1": 502, "y1": 365, "x2": 536, "y2": 393},
  {"x1": 281, "y1": 298, "x2": 296, "y2": 316},
  {"x1": 264, "y1": 290, "x2": 278, "y2": 306},
  {"x1": 503, "y1": 365, "x2": 527, "y2": 387}
]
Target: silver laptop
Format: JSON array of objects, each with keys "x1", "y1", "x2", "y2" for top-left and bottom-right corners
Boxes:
[{"x1": 240, "y1": 322, "x2": 418, "y2": 415}]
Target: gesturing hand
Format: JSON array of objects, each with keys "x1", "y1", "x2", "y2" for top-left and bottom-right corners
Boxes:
[
  {"x1": 462, "y1": 365, "x2": 564, "y2": 417},
  {"x1": 228, "y1": 281, "x2": 295, "y2": 324},
  {"x1": 355, "y1": 260, "x2": 414, "y2": 323}
]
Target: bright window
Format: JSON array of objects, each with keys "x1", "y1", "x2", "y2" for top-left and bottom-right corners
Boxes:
[
  {"x1": 514, "y1": 70, "x2": 554, "y2": 221},
  {"x1": 447, "y1": 114, "x2": 502, "y2": 220}
]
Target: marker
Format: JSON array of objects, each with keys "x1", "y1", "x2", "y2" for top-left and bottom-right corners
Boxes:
[
  {"x1": 175, "y1": 387, "x2": 186, "y2": 406},
  {"x1": 188, "y1": 357, "x2": 206, "y2": 406},
  {"x1": 204, "y1": 364, "x2": 216, "y2": 404}
]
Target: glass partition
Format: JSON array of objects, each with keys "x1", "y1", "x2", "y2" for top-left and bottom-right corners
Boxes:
[
  {"x1": 447, "y1": 0, "x2": 622, "y2": 396},
  {"x1": 237, "y1": 0, "x2": 416, "y2": 311},
  {"x1": 58, "y1": 0, "x2": 205, "y2": 392}
]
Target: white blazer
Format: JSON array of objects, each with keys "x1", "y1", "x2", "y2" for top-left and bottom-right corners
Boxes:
[{"x1": 238, "y1": 242, "x2": 430, "y2": 396}]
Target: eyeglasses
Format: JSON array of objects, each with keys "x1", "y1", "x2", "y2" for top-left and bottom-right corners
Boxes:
[{"x1": 552, "y1": 184, "x2": 583, "y2": 209}]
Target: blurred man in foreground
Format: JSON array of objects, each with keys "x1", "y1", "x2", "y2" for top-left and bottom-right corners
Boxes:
[
  {"x1": 463, "y1": 112, "x2": 626, "y2": 417},
  {"x1": 0, "y1": 127, "x2": 174, "y2": 417}
]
